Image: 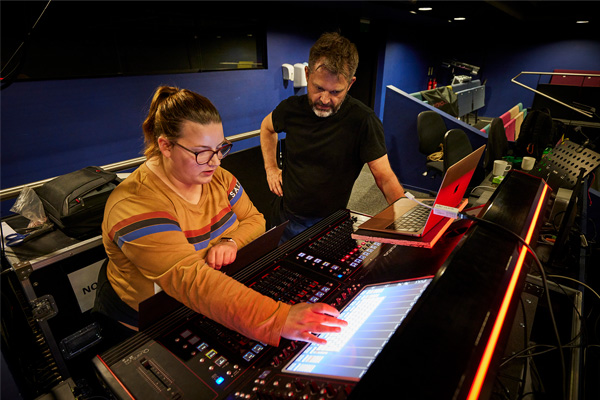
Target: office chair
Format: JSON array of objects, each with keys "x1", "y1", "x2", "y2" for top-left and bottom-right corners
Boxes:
[
  {"x1": 483, "y1": 117, "x2": 509, "y2": 173},
  {"x1": 443, "y1": 129, "x2": 473, "y2": 171},
  {"x1": 417, "y1": 110, "x2": 446, "y2": 175}
]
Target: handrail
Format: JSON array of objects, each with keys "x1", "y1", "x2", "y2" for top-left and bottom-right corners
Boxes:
[
  {"x1": 0, "y1": 129, "x2": 261, "y2": 201},
  {"x1": 511, "y1": 71, "x2": 599, "y2": 119}
]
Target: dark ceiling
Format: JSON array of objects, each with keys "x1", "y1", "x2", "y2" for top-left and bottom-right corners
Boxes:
[
  {"x1": 2, "y1": 1, "x2": 597, "y2": 40},
  {"x1": 357, "y1": 1, "x2": 598, "y2": 28}
]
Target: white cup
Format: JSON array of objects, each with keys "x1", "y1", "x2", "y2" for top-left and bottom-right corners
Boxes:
[
  {"x1": 521, "y1": 156, "x2": 536, "y2": 171},
  {"x1": 493, "y1": 160, "x2": 512, "y2": 176}
]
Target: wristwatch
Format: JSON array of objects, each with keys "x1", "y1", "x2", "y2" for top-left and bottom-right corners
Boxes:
[{"x1": 219, "y1": 237, "x2": 237, "y2": 246}]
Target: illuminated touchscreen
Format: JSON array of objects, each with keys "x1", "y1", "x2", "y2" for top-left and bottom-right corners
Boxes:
[{"x1": 282, "y1": 277, "x2": 432, "y2": 381}]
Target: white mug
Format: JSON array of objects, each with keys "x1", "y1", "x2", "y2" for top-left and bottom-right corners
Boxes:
[
  {"x1": 521, "y1": 156, "x2": 536, "y2": 171},
  {"x1": 493, "y1": 160, "x2": 512, "y2": 176}
]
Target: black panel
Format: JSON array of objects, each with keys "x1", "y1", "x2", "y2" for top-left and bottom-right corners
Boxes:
[
  {"x1": 532, "y1": 84, "x2": 600, "y2": 122},
  {"x1": 1, "y1": 2, "x2": 267, "y2": 81}
]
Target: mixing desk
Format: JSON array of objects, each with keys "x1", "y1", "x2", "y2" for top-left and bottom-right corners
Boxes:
[
  {"x1": 94, "y1": 210, "x2": 394, "y2": 400},
  {"x1": 93, "y1": 172, "x2": 550, "y2": 400}
]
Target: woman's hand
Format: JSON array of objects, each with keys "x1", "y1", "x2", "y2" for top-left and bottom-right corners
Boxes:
[
  {"x1": 206, "y1": 240, "x2": 237, "y2": 270},
  {"x1": 281, "y1": 302, "x2": 348, "y2": 345}
]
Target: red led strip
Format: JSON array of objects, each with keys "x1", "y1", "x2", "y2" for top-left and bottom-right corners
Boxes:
[{"x1": 467, "y1": 184, "x2": 548, "y2": 400}]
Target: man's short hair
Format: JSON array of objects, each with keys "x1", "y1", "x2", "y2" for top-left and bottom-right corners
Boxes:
[{"x1": 308, "y1": 32, "x2": 359, "y2": 84}]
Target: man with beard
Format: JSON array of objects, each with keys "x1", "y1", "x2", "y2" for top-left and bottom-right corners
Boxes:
[{"x1": 260, "y1": 32, "x2": 405, "y2": 242}]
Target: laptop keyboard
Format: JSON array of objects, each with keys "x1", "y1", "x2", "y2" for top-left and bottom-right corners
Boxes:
[{"x1": 385, "y1": 204, "x2": 431, "y2": 232}]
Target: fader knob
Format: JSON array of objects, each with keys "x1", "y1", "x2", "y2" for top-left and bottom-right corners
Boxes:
[
  {"x1": 293, "y1": 379, "x2": 305, "y2": 391},
  {"x1": 324, "y1": 384, "x2": 338, "y2": 397},
  {"x1": 343, "y1": 385, "x2": 353, "y2": 396},
  {"x1": 309, "y1": 381, "x2": 320, "y2": 393}
]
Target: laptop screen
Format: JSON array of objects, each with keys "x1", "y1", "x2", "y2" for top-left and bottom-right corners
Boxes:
[{"x1": 282, "y1": 277, "x2": 433, "y2": 381}]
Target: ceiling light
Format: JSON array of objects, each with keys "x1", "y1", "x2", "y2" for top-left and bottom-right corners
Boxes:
[
  {"x1": 454, "y1": 17, "x2": 466, "y2": 21},
  {"x1": 576, "y1": 20, "x2": 589, "y2": 24},
  {"x1": 418, "y1": 7, "x2": 432, "y2": 11}
]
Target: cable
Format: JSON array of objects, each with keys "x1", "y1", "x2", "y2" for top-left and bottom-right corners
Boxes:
[
  {"x1": 517, "y1": 297, "x2": 529, "y2": 399},
  {"x1": 501, "y1": 341, "x2": 582, "y2": 368},
  {"x1": 403, "y1": 195, "x2": 573, "y2": 399},
  {"x1": 0, "y1": 219, "x2": 7, "y2": 266},
  {"x1": 444, "y1": 210, "x2": 568, "y2": 400},
  {"x1": 548, "y1": 275, "x2": 600, "y2": 303},
  {"x1": 464, "y1": 204, "x2": 486, "y2": 213},
  {"x1": 427, "y1": 148, "x2": 443, "y2": 162},
  {"x1": 470, "y1": 185, "x2": 496, "y2": 195},
  {"x1": 588, "y1": 172, "x2": 595, "y2": 206},
  {"x1": 1, "y1": 1, "x2": 52, "y2": 74},
  {"x1": 404, "y1": 191, "x2": 435, "y2": 209},
  {"x1": 1, "y1": 1, "x2": 52, "y2": 90}
]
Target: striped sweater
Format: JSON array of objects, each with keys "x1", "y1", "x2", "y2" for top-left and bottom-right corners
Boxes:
[{"x1": 102, "y1": 163, "x2": 290, "y2": 346}]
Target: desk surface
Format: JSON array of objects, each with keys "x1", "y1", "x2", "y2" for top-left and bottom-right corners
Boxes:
[
  {"x1": 468, "y1": 171, "x2": 499, "y2": 210},
  {"x1": 2, "y1": 215, "x2": 102, "y2": 271}
]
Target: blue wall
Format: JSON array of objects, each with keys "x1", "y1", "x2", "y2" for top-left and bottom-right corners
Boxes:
[
  {"x1": 376, "y1": 33, "x2": 600, "y2": 191},
  {"x1": 1, "y1": 27, "x2": 313, "y2": 202},
  {"x1": 480, "y1": 39, "x2": 600, "y2": 117},
  {"x1": 378, "y1": 30, "x2": 600, "y2": 120},
  {"x1": 382, "y1": 86, "x2": 487, "y2": 192},
  {"x1": 2, "y1": 8, "x2": 600, "y2": 215},
  {"x1": 376, "y1": 39, "x2": 431, "y2": 118}
]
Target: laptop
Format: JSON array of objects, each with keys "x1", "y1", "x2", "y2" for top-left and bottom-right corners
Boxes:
[{"x1": 357, "y1": 145, "x2": 485, "y2": 237}]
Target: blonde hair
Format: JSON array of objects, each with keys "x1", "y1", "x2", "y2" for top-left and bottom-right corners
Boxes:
[{"x1": 142, "y1": 86, "x2": 222, "y2": 159}]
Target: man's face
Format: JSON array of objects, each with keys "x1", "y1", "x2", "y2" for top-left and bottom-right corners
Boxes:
[{"x1": 306, "y1": 64, "x2": 356, "y2": 118}]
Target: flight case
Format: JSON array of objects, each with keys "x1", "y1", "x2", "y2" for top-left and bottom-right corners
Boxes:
[{"x1": 1, "y1": 214, "x2": 107, "y2": 398}]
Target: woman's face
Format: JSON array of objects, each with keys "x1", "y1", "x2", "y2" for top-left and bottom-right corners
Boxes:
[{"x1": 166, "y1": 120, "x2": 226, "y2": 186}]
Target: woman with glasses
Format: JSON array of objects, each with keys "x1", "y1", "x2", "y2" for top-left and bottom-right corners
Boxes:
[{"x1": 94, "y1": 86, "x2": 346, "y2": 348}]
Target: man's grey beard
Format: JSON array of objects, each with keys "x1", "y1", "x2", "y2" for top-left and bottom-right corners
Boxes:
[
  {"x1": 312, "y1": 107, "x2": 334, "y2": 118},
  {"x1": 309, "y1": 96, "x2": 346, "y2": 118}
]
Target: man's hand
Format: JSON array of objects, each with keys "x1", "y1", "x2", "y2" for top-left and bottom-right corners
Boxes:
[
  {"x1": 260, "y1": 113, "x2": 284, "y2": 197},
  {"x1": 206, "y1": 240, "x2": 237, "y2": 270},
  {"x1": 281, "y1": 302, "x2": 348, "y2": 345},
  {"x1": 266, "y1": 166, "x2": 283, "y2": 197}
]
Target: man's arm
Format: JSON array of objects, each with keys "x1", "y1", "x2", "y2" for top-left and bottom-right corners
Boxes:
[
  {"x1": 367, "y1": 155, "x2": 405, "y2": 204},
  {"x1": 260, "y1": 112, "x2": 283, "y2": 197}
]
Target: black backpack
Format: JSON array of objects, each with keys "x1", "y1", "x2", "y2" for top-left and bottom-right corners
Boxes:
[
  {"x1": 515, "y1": 108, "x2": 559, "y2": 159},
  {"x1": 36, "y1": 166, "x2": 121, "y2": 238}
]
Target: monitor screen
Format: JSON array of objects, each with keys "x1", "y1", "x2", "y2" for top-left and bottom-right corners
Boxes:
[{"x1": 282, "y1": 277, "x2": 433, "y2": 381}]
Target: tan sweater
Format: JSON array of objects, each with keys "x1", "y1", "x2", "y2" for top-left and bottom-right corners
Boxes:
[{"x1": 102, "y1": 163, "x2": 290, "y2": 346}]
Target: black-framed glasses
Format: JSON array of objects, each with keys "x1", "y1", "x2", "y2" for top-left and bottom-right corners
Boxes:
[{"x1": 172, "y1": 140, "x2": 233, "y2": 165}]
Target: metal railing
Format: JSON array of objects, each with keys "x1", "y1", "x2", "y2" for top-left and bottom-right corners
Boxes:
[
  {"x1": 0, "y1": 129, "x2": 260, "y2": 201},
  {"x1": 511, "y1": 71, "x2": 600, "y2": 119}
]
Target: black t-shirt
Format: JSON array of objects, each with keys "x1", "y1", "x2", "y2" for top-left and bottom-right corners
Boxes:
[{"x1": 272, "y1": 94, "x2": 387, "y2": 217}]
